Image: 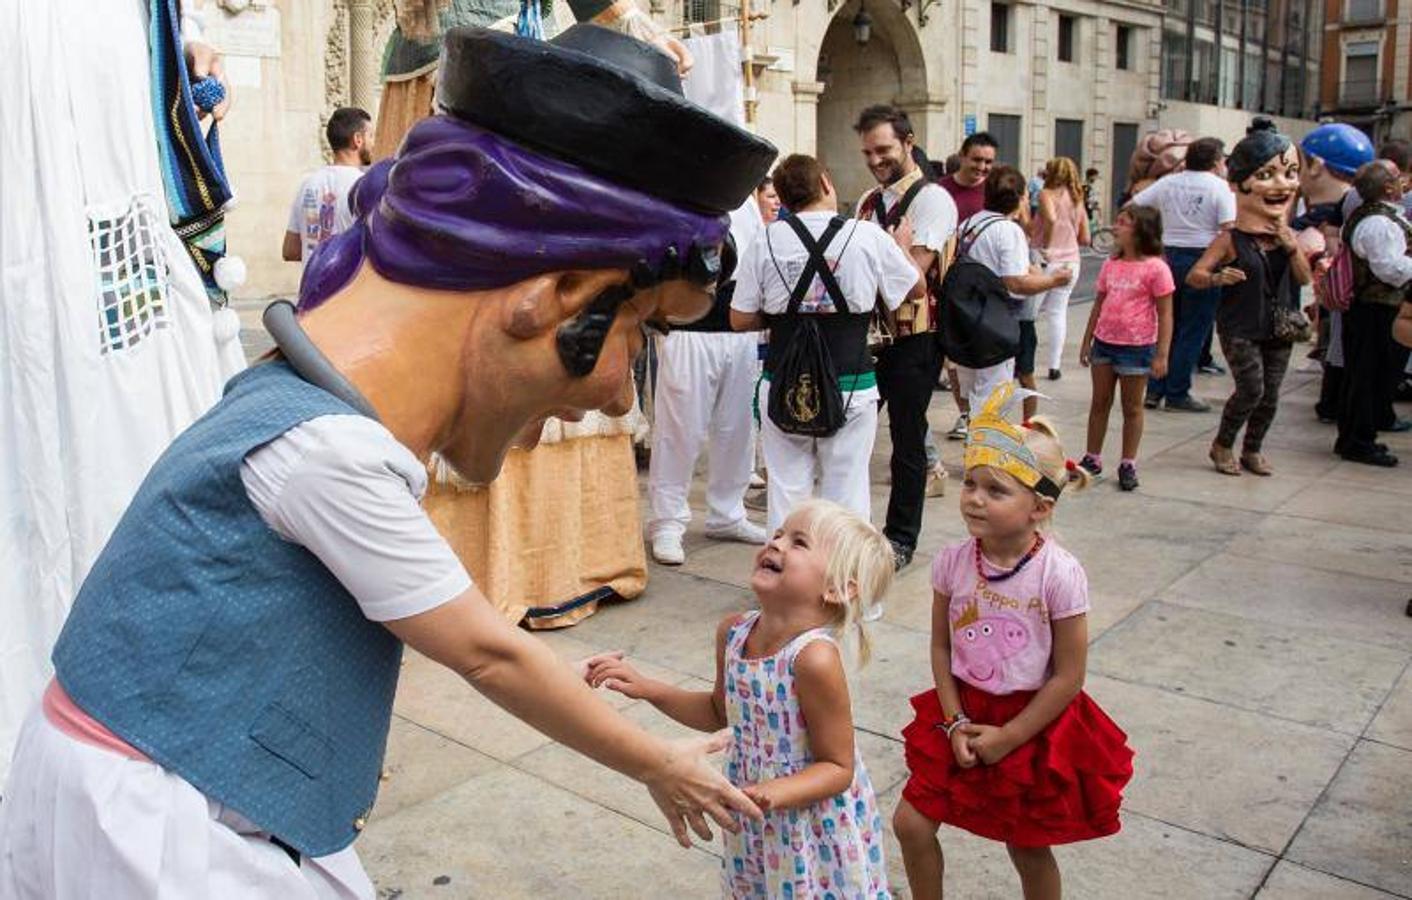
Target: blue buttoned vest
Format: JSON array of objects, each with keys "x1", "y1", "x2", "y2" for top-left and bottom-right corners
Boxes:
[{"x1": 52, "y1": 361, "x2": 403, "y2": 857}]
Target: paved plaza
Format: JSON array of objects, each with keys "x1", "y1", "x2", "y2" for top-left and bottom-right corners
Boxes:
[{"x1": 236, "y1": 292, "x2": 1412, "y2": 899}]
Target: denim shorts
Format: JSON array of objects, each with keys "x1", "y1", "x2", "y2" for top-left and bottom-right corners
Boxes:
[{"x1": 1090, "y1": 338, "x2": 1156, "y2": 376}]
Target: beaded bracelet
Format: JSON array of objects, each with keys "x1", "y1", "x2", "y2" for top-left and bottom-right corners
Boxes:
[{"x1": 937, "y1": 712, "x2": 970, "y2": 738}]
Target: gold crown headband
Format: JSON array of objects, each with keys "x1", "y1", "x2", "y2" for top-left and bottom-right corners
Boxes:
[{"x1": 963, "y1": 383, "x2": 1064, "y2": 500}]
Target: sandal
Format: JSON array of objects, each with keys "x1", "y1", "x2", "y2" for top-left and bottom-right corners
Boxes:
[
  {"x1": 1209, "y1": 444, "x2": 1241, "y2": 476},
  {"x1": 1240, "y1": 452, "x2": 1273, "y2": 476}
]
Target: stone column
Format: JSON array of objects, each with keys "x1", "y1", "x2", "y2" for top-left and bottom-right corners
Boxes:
[
  {"x1": 1029, "y1": 5, "x2": 1051, "y2": 172},
  {"x1": 1091, "y1": 15, "x2": 1111, "y2": 183},
  {"x1": 348, "y1": 0, "x2": 378, "y2": 111},
  {"x1": 898, "y1": 93, "x2": 950, "y2": 160},
  {"x1": 792, "y1": 80, "x2": 826, "y2": 155}
]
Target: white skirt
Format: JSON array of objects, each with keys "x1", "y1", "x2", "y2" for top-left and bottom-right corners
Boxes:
[{"x1": 0, "y1": 707, "x2": 373, "y2": 900}]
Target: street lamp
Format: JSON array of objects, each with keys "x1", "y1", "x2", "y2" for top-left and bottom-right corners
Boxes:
[{"x1": 853, "y1": 6, "x2": 873, "y2": 45}]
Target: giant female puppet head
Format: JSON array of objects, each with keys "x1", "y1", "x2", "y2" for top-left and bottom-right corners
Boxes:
[
  {"x1": 1127, "y1": 128, "x2": 1192, "y2": 196},
  {"x1": 291, "y1": 25, "x2": 775, "y2": 483},
  {"x1": 1226, "y1": 119, "x2": 1298, "y2": 231}
]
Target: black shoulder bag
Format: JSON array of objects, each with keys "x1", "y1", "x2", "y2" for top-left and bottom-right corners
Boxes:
[{"x1": 939, "y1": 215, "x2": 1021, "y2": 368}]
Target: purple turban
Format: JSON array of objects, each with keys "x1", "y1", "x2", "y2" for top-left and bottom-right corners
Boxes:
[{"x1": 298, "y1": 116, "x2": 730, "y2": 311}]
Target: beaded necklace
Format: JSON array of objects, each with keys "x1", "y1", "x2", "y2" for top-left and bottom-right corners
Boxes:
[{"x1": 974, "y1": 533, "x2": 1046, "y2": 584}]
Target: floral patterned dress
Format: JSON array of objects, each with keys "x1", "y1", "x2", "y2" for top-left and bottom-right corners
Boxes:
[{"x1": 721, "y1": 612, "x2": 890, "y2": 899}]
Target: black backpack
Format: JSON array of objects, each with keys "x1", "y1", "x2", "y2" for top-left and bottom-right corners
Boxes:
[
  {"x1": 765, "y1": 215, "x2": 851, "y2": 437},
  {"x1": 940, "y1": 215, "x2": 1020, "y2": 368}
]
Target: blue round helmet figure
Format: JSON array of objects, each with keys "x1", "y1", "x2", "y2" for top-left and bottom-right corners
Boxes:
[{"x1": 1299, "y1": 123, "x2": 1374, "y2": 178}]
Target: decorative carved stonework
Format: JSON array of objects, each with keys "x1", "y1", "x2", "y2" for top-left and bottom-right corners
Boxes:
[{"x1": 323, "y1": 0, "x2": 396, "y2": 160}]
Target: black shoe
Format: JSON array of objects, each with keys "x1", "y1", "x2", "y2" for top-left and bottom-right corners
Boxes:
[
  {"x1": 1340, "y1": 448, "x2": 1400, "y2": 467},
  {"x1": 890, "y1": 541, "x2": 915, "y2": 572},
  {"x1": 1335, "y1": 440, "x2": 1389, "y2": 455},
  {"x1": 1197, "y1": 362, "x2": 1226, "y2": 375},
  {"x1": 1164, "y1": 395, "x2": 1212, "y2": 412},
  {"x1": 1078, "y1": 454, "x2": 1104, "y2": 480},
  {"x1": 1117, "y1": 462, "x2": 1139, "y2": 491},
  {"x1": 1144, "y1": 395, "x2": 1162, "y2": 410},
  {"x1": 1048, "y1": 368, "x2": 1062, "y2": 381}
]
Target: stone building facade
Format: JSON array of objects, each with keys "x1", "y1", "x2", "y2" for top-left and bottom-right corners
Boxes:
[
  {"x1": 1319, "y1": 0, "x2": 1412, "y2": 142},
  {"x1": 216, "y1": 0, "x2": 1323, "y2": 299}
]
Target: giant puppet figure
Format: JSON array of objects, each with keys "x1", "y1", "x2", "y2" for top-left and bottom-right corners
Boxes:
[
  {"x1": 1188, "y1": 123, "x2": 1312, "y2": 477},
  {"x1": 368, "y1": 0, "x2": 695, "y2": 628},
  {"x1": 0, "y1": 25, "x2": 777, "y2": 897},
  {"x1": 0, "y1": 1, "x2": 242, "y2": 778},
  {"x1": 1294, "y1": 123, "x2": 1376, "y2": 421}
]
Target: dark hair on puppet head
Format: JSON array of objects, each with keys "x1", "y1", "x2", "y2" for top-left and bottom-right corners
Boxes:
[
  {"x1": 1226, "y1": 127, "x2": 1293, "y2": 190},
  {"x1": 554, "y1": 242, "x2": 723, "y2": 377}
]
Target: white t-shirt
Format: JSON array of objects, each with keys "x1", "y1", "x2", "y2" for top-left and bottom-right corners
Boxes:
[
  {"x1": 1131, "y1": 170, "x2": 1236, "y2": 248},
  {"x1": 286, "y1": 165, "x2": 364, "y2": 261},
  {"x1": 240, "y1": 415, "x2": 472, "y2": 622},
  {"x1": 958, "y1": 211, "x2": 1031, "y2": 314},
  {"x1": 855, "y1": 180, "x2": 959, "y2": 255},
  {"x1": 732, "y1": 211, "x2": 918, "y2": 399}
]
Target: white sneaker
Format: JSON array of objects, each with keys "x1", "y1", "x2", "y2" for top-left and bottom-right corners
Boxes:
[
  {"x1": 926, "y1": 464, "x2": 948, "y2": 497},
  {"x1": 705, "y1": 519, "x2": 767, "y2": 545},
  {"x1": 651, "y1": 533, "x2": 686, "y2": 565},
  {"x1": 947, "y1": 414, "x2": 970, "y2": 441}
]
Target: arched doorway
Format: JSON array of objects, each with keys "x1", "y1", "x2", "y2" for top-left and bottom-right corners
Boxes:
[{"x1": 814, "y1": 0, "x2": 928, "y2": 207}]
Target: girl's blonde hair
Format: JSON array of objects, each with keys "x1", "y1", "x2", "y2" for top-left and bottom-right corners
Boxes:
[
  {"x1": 1043, "y1": 156, "x2": 1083, "y2": 206},
  {"x1": 1021, "y1": 416, "x2": 1091, "y2": 501},
  {"x1": 790, "y1": 499, "x2": 894, "y2": 664}
]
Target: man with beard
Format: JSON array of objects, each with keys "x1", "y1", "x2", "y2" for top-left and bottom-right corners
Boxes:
[
  {"x1": 853, "y1": 105, "x2": 959, "y2": 570},
  {"x1": 282, "y1": 107, "x2": 375, "y2": 264}
]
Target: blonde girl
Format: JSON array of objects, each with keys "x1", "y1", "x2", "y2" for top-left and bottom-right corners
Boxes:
[
  {"x1": 893, "y1": 386, "x2": 1134, "y2": 900},
  {"x1": 586, "y1": 500, "x2": 895, "y2": 899}
]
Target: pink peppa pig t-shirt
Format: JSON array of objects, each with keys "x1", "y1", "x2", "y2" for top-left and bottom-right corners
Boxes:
[{"x1": 932, "y1": 537, "x2": 1090, "y2": 694}]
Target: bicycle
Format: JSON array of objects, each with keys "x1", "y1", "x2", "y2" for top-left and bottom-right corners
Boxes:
[{"x1": 1086, "y1": 225, "x2": 1116, "y2": 256}]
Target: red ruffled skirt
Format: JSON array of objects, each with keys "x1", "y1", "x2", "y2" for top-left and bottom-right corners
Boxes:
[{"x1": 901, "y1": 683, "x2": 1134, "y2": 847}]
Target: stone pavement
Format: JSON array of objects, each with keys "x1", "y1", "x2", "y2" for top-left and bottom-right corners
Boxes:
[{"x1": 236, "y1": 294, "x2": 1412, "y2": 898}]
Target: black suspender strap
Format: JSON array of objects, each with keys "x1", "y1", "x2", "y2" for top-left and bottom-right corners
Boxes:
[
  {"x1": 870, "y1": 179, "x2": 929, "y2": 229},
  {"x1": 779, "y1": 215, "x2": 849, "y2": 315}
]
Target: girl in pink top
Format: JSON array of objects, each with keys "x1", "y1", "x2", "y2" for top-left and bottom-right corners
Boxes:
[
  {"x1": 1030, "y1": 157, "x2": 1091, "y2": 380},
  {"x1": 1078, "y1": 205, "x2": 1175, "y2": 491},
  {"x1": 894, "y1": 392, "x2": 1133, "y2": 899}
]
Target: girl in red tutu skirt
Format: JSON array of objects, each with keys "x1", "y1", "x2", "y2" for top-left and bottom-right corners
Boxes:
[{"x1": 894, "y1": 384, "x2": 1134, "y2": 899}]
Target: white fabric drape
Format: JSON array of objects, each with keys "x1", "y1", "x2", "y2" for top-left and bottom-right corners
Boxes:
[
  {"x1": 0, "y1": 0, "x2": 232, "y2": 779},
  {"x1": 681, "y1": 26, "x2": 745, "y2": 126}
]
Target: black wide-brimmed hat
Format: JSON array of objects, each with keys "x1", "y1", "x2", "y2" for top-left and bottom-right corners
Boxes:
[{"x1": 437, "y1": 24, "x2": 778, "y2": 215}]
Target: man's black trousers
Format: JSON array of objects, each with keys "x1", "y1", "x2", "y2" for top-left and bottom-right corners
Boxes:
[
  {"x1": 875, "y1": 333, "x2": 943, "y2": 553},
  {"x1": 1336, "y1": 301, "x2": 1400, "y2": 455}
]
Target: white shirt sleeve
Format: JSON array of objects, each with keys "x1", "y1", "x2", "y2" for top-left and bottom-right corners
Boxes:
[
  {"x1": 873, "y1": 224, "x2": 922, "y2": 310},
  {"x1": 287, "y1": 178, "x2": 307, "y2": 235},
  {"x1": 730, "y1": 232, "x2": 766, "y2": 315},
  {"x1": 240, "y1": 415, "x2": 473, "y2": 622},
  {"x1": 1130, "y1": 180, "x2": 1163, "y2": 208},
  {"x1": 1353, "y1": 216, "x2": 1412, "y2": 288},
  {"x1": 995, "y1": 221, "x2": 1031, "y2": 278},
  {"x1": 1214, "y1": 178, "x2": 1236, "y2": 225},
  {"x1": 908, "y1": 185, "x2": 959, "y2": 254}
]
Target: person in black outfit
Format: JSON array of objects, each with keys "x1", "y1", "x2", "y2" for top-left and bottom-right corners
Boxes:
[
  {"x1": 1187, "y1": 125, "x2": 1311, "y2": 476},
  {"x1": 1336, "y1": 160, "x2": 1412, "y2": 467}
]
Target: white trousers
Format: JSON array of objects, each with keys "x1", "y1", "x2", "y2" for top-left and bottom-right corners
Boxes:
[
  {"x1": 756, "y1": 382, "x2": 879, "y2": 533},
  {"x1": 1034, "y1": 261, "x2": 1080, "y2": 372},
  {"x1": 954, "y1": 359, "x2": 1017, "y2": 413},
  {"x1": 648, "y1": 331, "x2": 759, "y2": 538},
  {"x1": 0, "y1": 707, "x2": 372, "y2": 900}
]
